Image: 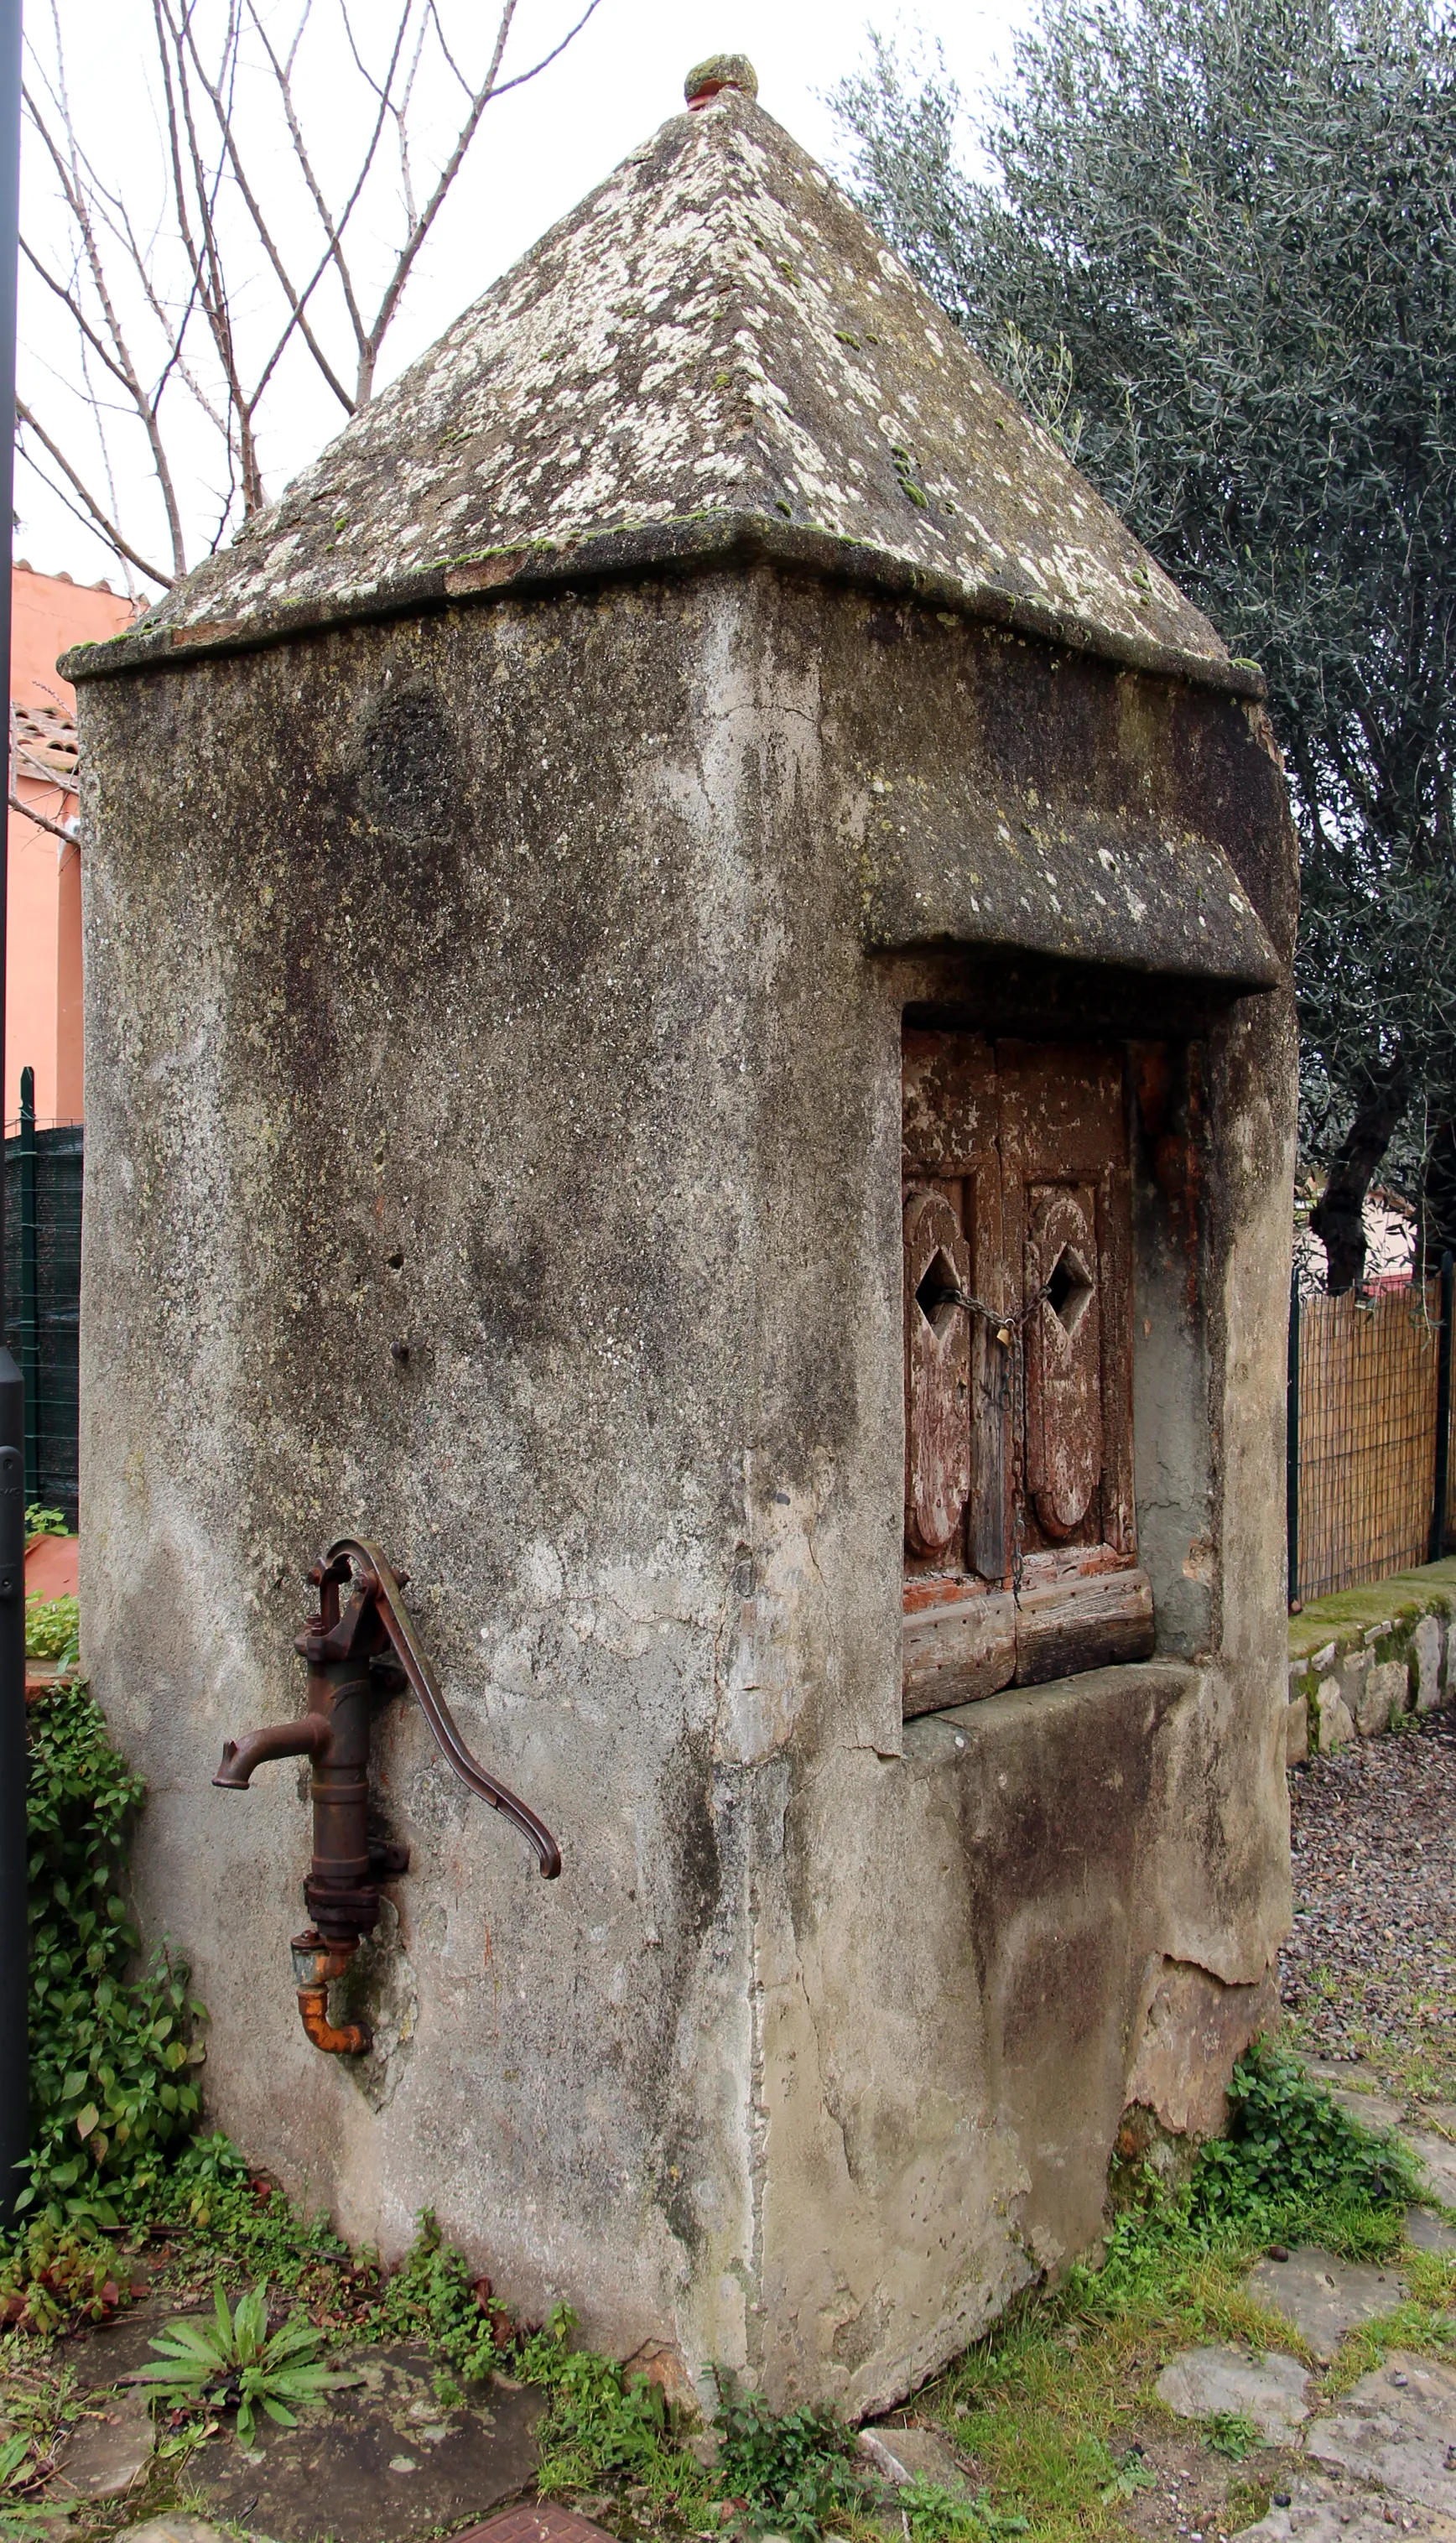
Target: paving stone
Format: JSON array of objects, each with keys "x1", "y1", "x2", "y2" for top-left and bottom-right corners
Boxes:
[
  {"x1": 54, "y1": 2384, "x2": 154, "y2": 2501},
  {"x1": 188, "y1": 2342, "x2": 540, "y2": 2543},
  {"x1": 1305, "y1": 2348, "x2": 1456, "y2": 2511},
  {"x1": 119, "y1": 2523, "x2": 230, "y2": 2543},
  {"x1": 1155, "y1": 2343, "x2": 1310, "y2": 2441},
  {"x1": 1233, "y1": 2479, "x2": 1456, "y2": 2540},
  {"x1": 71, "y1": 2293, "x2": 171, "y2": 2389},
  {"x1": 1320, "y1": 2078, "x2": 1409, "y2": 2137},
  {"x1": 1405, "y1": 2127, "x2": 1456, "y2": 2208},
  {"x1": 1245, "y1": 2246, "x2": 1407, "y2": 2352},
  {"x1": 1407, "y1": 2206, "x2": 1456, "y2": 2254},
  {"x1": 858, "y1": 2426, "x2": 974, "y2": 2494},
  {"x1": 1414, "y1": 1614, "x2": 1445, "y2": 1713}
]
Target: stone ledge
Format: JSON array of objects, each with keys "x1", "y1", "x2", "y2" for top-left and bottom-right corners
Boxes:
[{"x1": 1286, "y1": 1559, "x2": 1456, "y2": 1763}]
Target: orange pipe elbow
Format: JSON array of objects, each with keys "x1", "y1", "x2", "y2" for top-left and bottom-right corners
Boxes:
[
  {"x1": 290, "y1": 1929, "x2": 370, "y2": 2056},
  {"x1": 295, "y1": 1982, "x2": 370, "y2": 2057}
]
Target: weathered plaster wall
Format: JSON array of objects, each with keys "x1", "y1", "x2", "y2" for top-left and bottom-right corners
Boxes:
[{"x1": 78, "y1": 563, "x2": 1296, "y2": 2416}]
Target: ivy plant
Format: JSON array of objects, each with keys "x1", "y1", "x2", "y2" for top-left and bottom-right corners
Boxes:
[{"x1": 20, "y1": 1680, "x2": 205, "y2": 2227}]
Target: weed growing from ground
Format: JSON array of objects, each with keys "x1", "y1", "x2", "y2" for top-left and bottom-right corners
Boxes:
[
  {"x1": 1191, "y1": 2041, "x2": 1421, "y2": 2252},
  {"x1": 148, "y1": 2135, "x2": 350, "y2": 2289},
  {"x1": 124, "y1": 2285, "x2": 347, "y2": 2445},
  {"x1": 1204, "y1": 2408, "x2": 1259, "y2": 2459},
  {"x1": 370, "y1": 2208, "x2": 502, "y2": 2378},
  {"x1": 899, "y1": 2475, "x2": 1028, "y2": 2540},
  {"x1": 530, "y1": 2318, "x2": 709, "y2": 2512},
  {"x1": 710, "y1": 2378, "x2": 860, "y2": 2538}
]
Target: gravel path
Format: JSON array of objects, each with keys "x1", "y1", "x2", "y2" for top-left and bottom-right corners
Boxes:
[{"x1": 1280, "y1": 1707, "x2": 1456, "y2": 2098}]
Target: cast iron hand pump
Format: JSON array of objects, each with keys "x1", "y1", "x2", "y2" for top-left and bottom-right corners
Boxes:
[{"x1": 215, "y1": 1537, "x2": 560, "y2": 2055}]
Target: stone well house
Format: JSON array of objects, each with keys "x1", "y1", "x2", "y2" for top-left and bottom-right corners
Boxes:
[{"x1": 67, "y1": 60, "x2": 1297, "y2": 2412}]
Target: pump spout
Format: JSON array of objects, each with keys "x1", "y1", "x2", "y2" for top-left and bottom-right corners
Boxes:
[{"x1": 214, "y1": 1714, "x2": 330, "y2": 1788}]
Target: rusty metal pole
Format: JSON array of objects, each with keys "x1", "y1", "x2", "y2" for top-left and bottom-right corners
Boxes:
[{"x1": 0, "y1": 0, "x2": 27, "y2": 2223}]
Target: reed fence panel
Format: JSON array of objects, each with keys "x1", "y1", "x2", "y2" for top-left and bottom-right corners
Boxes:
[{"x1": 1292, "y1": 1279, "x2": 1447, "y2": 1604}]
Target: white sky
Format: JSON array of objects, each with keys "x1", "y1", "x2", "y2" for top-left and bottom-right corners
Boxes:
[{"x1": 18, "y1": 0, "x2": 1028, "y2": 592}]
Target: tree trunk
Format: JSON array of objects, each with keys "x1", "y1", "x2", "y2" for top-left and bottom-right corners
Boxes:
[
  {"x1": 1417, "y1": 1118, "x2": 1456, "y2": 1276},
  {"x1": 1309, "y1": 1052, "x2": 1409, "y2": 1292}
]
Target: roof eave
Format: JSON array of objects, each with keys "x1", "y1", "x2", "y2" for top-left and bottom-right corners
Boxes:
[{"x1": 60, "y1": 509, "x2": 1266, "y2": 701}]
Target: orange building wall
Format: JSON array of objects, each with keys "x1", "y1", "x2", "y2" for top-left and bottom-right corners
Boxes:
[{"x1": 7, "y1": 565, "x2": 134, "y2": 1128}]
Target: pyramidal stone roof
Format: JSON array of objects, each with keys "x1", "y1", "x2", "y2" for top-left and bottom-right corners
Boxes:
[{"x1": 67, "y1": 74, "x2": 1256, "y2": 692}]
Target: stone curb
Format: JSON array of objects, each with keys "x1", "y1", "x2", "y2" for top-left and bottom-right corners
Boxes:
[{"x1": 1285, "y1": 1578, "x2": 1456, "y2": 1765}]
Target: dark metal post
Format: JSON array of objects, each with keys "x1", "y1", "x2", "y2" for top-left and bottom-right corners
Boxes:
[
  {"x1": 1429, "y1": 1250, "x2": 1454, "y2": 1565},
  {"x1": 0, "y1": 0, "x2": 28, "y2": 2224},
  {"x1": 1287, "y1": 1266, "x2": 1301, "y2": 1610},
  {"x1": 18, "y1": 1063, "x2": 35, "y2": 1500}
]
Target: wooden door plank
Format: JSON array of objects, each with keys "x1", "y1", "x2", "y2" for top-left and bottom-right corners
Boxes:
[
  {"x1": 902, "y1": 1586, "x2": 1018, "y2": 1716},
  {"x1": 1013, "y1": 1566, "x2": 1154, "y2": 1686}
]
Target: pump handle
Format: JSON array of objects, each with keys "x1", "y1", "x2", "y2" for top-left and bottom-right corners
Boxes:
[{"x1": 322, "y1": 1537, "x2": 562, "y2": 1880}]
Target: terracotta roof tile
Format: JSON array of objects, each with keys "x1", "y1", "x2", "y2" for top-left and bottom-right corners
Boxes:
[{"x1": 12, "y1": 700, "x2": 79, "y2": 790}]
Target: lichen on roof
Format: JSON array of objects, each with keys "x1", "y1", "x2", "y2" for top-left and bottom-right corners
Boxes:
[{"x1": 66, "y1": 85, "x2": 1248, "y2": 690}]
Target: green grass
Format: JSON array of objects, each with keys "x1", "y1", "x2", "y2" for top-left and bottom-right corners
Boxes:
[
  {"x1": 4, "y1": 2039, "x2": 1444, "y2": 2543},
  {"x1": 902, "y1": 2043, "x2": 1445, "y2": 2543},
  {"x1": 1287, "y1": 1558, "x2": 1456, "y2": 1662}
]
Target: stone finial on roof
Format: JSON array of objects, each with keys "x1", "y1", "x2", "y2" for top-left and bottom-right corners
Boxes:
[{"x1": 685, "y1": 54, "x2": 758, "y2": 108}]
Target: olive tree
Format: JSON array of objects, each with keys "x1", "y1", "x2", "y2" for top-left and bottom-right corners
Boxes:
[{"x1": 831, "y1": 0, "x2": 1456, "y2": 1289}]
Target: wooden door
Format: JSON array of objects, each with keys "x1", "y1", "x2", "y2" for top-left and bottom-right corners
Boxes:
[{"x1": 901, "y1": 1032, "x2": 1153, "y2": 1714}]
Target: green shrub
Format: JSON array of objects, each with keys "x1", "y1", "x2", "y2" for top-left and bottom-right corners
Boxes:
[
  {"x1": 1191, "y1": 2040, "x2": 1420, "y2": 2250},
  {"x1": 23, "y1": 1599, "x2": 78, "y2": 1667},
  {"x1": 0, "y1": 2212, "x2": 140, "y2": 2337},
  {"x1": 20, "y1": 1680, "x2": 204, "y2": 2227}
]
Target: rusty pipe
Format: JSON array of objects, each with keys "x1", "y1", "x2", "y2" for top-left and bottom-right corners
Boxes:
[
  {"x1": 291, "y1": 1929, "x2": 368, "y2": 2057},
  {"x1": 214, "y1": 1714, "x2": 330, "y2": 1787}
]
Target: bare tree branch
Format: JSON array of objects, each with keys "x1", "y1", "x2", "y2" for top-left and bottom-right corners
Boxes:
[
  {"x1": 8, "y1": 789, "x2": 77, "y2": 845},
  {"x1": 25, "y1": 27, "x2": 190, "y2": 575},
  {"x1": 180, "y1": 0, "x2": 368, "y2": 413},
  {"x1": 357, "y1": 0, "x2": 520, "y2": 399},
  {"x1": 20, "y1": 0, "x2": 601, "y2": 579},
  {"x1": 17, "y1": 397, "x2": 175, "y2": 586}
]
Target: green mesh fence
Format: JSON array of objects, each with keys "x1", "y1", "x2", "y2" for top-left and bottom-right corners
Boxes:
[{"x1": 3, "y1": 1087, "x2": 81, "y2": 1528}]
